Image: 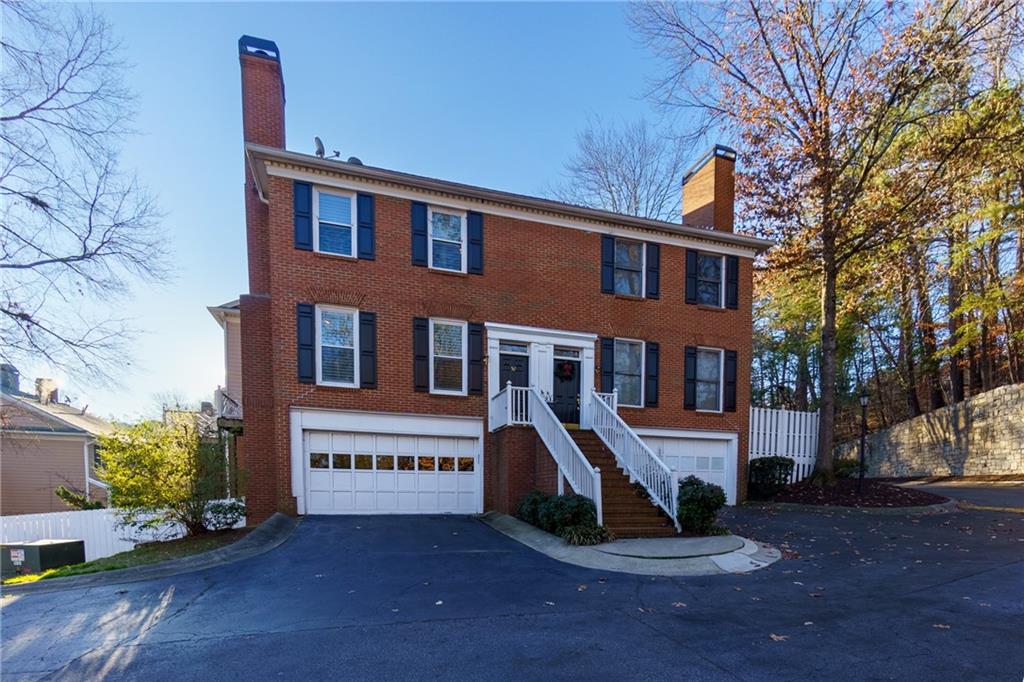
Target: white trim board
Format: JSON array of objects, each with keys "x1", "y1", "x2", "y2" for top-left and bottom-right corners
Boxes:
[{"x1": 263, "y1": 164, "x2": 761, "y2": 259}]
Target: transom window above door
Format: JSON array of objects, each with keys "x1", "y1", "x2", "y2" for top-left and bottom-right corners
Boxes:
[
  {"x1": 315, "y1": 189, "x2": 357, "y2": 257},
  {"x1": 614, "y1": 238, "x2": 644, "y2": 297},
  {"x1": 428, "y1": 207, "x2": 466, "y2": 272}
]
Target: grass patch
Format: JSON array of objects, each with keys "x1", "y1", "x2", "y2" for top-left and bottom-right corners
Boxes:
[{"x1": 3, "y1": 528, "x2": 250, "y2": 585}]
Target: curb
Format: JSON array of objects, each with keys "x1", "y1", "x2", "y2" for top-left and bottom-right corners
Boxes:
[
  {"x1": 1, "y1": 513, "x2": 299, "y2": 596},
  {"x1": 478, "y1": 512, "x2": 780, "y2": 577},
  {"x1": 957, "y1": 501, "x2": 1024, "y2": 514},
  {"x1": 743, "y1": 499, "x2": 958, "y2": 516}
]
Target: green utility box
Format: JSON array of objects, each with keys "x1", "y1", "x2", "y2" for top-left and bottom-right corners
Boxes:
[{"x1": 1, "y1": 539, "x2": 86, "y2": 578}]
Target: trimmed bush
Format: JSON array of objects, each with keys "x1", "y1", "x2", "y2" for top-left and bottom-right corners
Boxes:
[
  {"x1": 559, "y1": 524, "x2": 612, "y2": 546},
  {"x1": 833, "y1": 458, "x2": 867, "y2": 479},
  {"x1": 676, "y1": 475, "x2": 726, "y2": 535},
  {"x1": 748, "y1": 456, "x2": 795, "y2": 499},
  {"x1": 537, "y1": 494, "x2": 597, "y2": 533},
  {"x1": 517, "y1": 489, "x2": 548, "y2": 527}
]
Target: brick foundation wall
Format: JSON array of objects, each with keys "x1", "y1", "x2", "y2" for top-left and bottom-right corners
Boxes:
[{"x1": 485, "y1": 426, "x2": 560, "y2": 516}]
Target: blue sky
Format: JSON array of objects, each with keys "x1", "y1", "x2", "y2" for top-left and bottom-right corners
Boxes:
[{"x1": 43, "y1": 2, "x2": 675, "y2": 420}]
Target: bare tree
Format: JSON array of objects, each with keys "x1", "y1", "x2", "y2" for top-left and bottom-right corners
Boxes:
[
  {"x1": 1, "y1": 1, "x2": 166, "y2": 382},
  {"x1": 549, "y1": 117, "x2": 690, "y2": 221},
  {"x1": 633, "y1": 0, "x2": 1022, "y2": 481}
]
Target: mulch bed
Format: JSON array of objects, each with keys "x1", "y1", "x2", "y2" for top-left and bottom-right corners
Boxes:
[{"x1": 766, "y1": 479, "x2": 950, "y2": 508}]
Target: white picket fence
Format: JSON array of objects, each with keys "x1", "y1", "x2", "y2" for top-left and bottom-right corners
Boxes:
[
  {"x1": 749, "y1": 407, "x2": 820, "y2": 482},
  {"x1": 0, "y1": 509, "x2": 185, "y2": 562}
]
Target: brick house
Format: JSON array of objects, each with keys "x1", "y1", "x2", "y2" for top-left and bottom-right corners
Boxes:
[{"x1": 221, "y1": 36, "x2": 771, "y2": 536}]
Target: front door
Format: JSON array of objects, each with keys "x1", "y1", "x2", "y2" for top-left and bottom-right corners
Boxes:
[
  {"x1": 551, "y1": 359, "x2": 581, "y2": 424},
  {"x1": 499, "y1": 354, "x2": 529, "y2": 388}
]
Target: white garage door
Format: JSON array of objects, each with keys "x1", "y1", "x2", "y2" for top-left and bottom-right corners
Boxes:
[
  {"x1": 304, "y1": 431, "x2": 480, "y2": 514},
  {"x1": 641, "y1": 435, "x2": 736, "y2": 504}
]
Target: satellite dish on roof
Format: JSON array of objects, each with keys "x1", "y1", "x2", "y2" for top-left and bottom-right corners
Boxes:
[
  {"x1": 347, "y1": 156, "x2": 363, "y2": 165},
  {"x1": 314, "y1": 136, "x2": 325, "y2": 158}
]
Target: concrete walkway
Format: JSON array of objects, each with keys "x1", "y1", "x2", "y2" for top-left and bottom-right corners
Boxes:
[{"x1": 480, "y1": 512, "x2": 780, "y2": 575}]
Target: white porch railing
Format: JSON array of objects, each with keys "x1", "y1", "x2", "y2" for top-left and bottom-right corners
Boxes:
[
  {"x1": 749, "y1": 406, "x2": 820, "y2": 483},
  {"x1": 589, "y1": 389, "x2": 680, "y2": 531},
  {"x1": 490, "y1": 383, "x2": 603, "y2": 525},
  {"x1": 215, "y1": 387, "x2": 243, "y2": 420}
]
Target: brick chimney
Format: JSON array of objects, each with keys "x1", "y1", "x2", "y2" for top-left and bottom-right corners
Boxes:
[
  {"x1": 682, "y1": 144, "x2": 736, "y2": 233},
  {"x1": 0, "y1": 364, "x2": 19, "y2": 393},
  {"x1": 239, "y1": 35, "x2": 285, "y2": 148}
]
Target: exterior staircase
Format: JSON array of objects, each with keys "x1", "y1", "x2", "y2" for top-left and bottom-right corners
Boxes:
[{"x1": 569, "y1": 430, "x2": 677, "y2": 538}]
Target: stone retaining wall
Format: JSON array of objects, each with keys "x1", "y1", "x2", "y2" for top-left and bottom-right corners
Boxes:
[{"x1": 835, "y1": 383, "x2": 1024, "y2": 477}]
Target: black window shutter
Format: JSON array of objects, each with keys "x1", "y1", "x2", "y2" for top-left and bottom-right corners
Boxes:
[
  {"x1": 468, "y1": 322, "x2": 484, "y2": 394},
  {"x1": 467, "y1": 212, "x2": 484, "y2": 275},
  {"x1": 600, "y1": 235, "x2": 615, "y2": 294},
  {"x1": 726, "y1": 255, "x2": 739, "y2": 309},
  {"x1": 294, "y1": 181, "x2": 313, "y2": 251},
  {"x1": 684, "y1": 346, "x2": 697, "y2": 409},
  {"x1": 297, "y1": 303, "x2": 315, "y2": 383},
  {"x1": 600, "y1": 337, "x2": 615, "y2": 393},
  {"x1": 645, "y1": 341, "x2": 659, "y2": 407},
  {"x1": 645, "y1": 243, "x2": 660, "y2": 299},
  {"x1": 357, "y1": 193, "x2": 376, "y2": 260},
  {"x1": 724, "y1": 349, "x2": 738, "y2": 412},
  {"x1": 685, "y1": 250, "x2": 698, "y2": 304},
  {"x1": 411, "y1": 202, "x2": 428, "y2": 266},
  {"x1": 359, "y1": 312, "x2": 377, "y2": 388},
  {"x1": 413, "y1": 317, "x2": 429, "y2": 391}
]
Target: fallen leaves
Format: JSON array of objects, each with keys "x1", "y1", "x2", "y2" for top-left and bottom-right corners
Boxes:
[
  {"x1": 672, "y1": 602, "x2": 687, "y2": 608},
  {"x1": 770, "y1": 633, "x2": 789, "y2": 641},
  {"x1": 932, "y1": 624, "x2": 951, "y2": 629}
]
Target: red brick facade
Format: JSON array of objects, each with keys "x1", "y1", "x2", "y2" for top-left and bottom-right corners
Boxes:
[{"x1": 234, "y1": 40, "x2": 763, "y2": 523}]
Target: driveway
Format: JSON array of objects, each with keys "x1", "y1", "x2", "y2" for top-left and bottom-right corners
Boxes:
[
  {"x1": 905, "y1": 480, "x2": 1024, "y2": 509},
  {"x1": 2, "y1": 507, "x2": 1022, "y2": 681}
]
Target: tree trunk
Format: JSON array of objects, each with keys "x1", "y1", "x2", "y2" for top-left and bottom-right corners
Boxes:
[
  {"x1": 899, "y1": 273, "x2": 923, "y2": 417},
  {"x1": 910, "y1": 244, "x2": 945, "y2": 410},
  {"x1": 947, "y1": 230, "x2": 965, "y2": 403},
  {"x1": 813, "y1": 245, "x2": 838, "y2": 482}
]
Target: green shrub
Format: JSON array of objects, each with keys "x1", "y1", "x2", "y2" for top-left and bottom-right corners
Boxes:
[
  {"x1": 537, "y1": 494, "x2": 597, "y2": 533},
  {"x1": 676, "y1": 475, "x2": 726, "y2": 535},
  {"x1": 517, "y1": 489, "x2": 548, "y2": 526},
  {"x1": 558, "y1": 524, "x2": 613, "y2": 546},
  {"x1": 833, "y1": 458, "x2": 866, "y2": 479},
  {"x1": 54, "y1": 485, "x2": 105, "y2": 510},
  {"x1": 748, "y1": 456, "x2": 795, "y2": 499}
]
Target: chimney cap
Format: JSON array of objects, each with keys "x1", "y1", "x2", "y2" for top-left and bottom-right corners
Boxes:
[
  {"x1": 682, "y1": 144, "x2": 737, "y2": 185},
  {"x1": 238, "y1": 35, "x2": 280, "y2": 62}
]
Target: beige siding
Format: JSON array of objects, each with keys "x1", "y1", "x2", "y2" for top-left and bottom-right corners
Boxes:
[
  {"x1": 225, "y1": 317, "x2": 243, "y2": 400},
  {"x1": 1, "y1": 433, "x2": 89, "y2": 515}
]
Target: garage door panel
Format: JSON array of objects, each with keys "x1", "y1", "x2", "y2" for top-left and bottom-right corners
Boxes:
[
  {"x1": 305, "y1": 429, "x2": 480, "y2": 514},
  {"x1": 641, "y1": 434, "x2": 736, "y2": 505}
]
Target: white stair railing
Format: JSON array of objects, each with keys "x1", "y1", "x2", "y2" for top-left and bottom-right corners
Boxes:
[
  {"x1": 589, "y1": 389, "x2": 679, "y2": 531},
  {"x1": 489, "y1": 382, "x2": 531, "y2": 430},
  {"x1": 528, "y1": 388, "x2": 603, "y2": 525}
]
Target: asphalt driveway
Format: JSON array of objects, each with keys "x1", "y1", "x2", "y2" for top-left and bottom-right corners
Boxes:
[
  {"x1": 2, "y1": 506, "x2": 1022, "y2": 681},
  {"x1": 907, "y1": 480, "x2": 1024, "y2": 509}
]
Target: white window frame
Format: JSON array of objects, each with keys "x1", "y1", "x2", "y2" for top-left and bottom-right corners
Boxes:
[
  {"x1": 315, "y1": 304, "x2": 360, "y2": 388},
  {"x1": 695, "y1": 252, "x2": 726, "y2": 308},
  {"x1": 695, "y1": 346, "x2": 724, "y2": 413},
  {"x1": 427, "y1": 205, "x2": 467, "y2": 273},
  {"x1": 314, "y1": 187, "x2": 358, "y2": 258},
  {"x1": 429, "y1": 318, "x2": 468, "y2": 396},
  {"x1": 613, "y1": 337, "x2": 645, "y2": 408},
  {"x1": 613, "y1": 237, "x2": 646, "y2": 298}
]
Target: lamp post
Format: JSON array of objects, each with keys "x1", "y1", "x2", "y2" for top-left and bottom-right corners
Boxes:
[{"x1": 858, "y1": 389, "x2": 869, "y2": 495}]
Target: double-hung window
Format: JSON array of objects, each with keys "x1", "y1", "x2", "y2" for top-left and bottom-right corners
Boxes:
[
  {"x1": 696, "y1": 253, "x2": 725, "y2": 307},
  {"x1": 317, "y1": 306, "x2": 359, "y2": 387},
  {"x1": 430, "y1": 319, "x2": 467, "y2": 395},
  {"x1": 695, "y1": 347, "x2": 723, "y2": 411},
  {"x1": 614, "y1": 338, "x2": 644, "y2": 407},
  {"x1": 614, "y1": 238, "x2": 644, "y2": 297},
  {"x1": 428, "y1": 207, "x2": 466, "y2": 272},
  {"x1": 315, "y1": 189, "x2": 357, "y2": 257}
]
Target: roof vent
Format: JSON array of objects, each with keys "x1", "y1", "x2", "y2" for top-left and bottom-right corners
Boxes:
[
  {"x1": 347, "y1": 156, "x2": 363, "y2": 165},
  {"x1": 238, "y1": 35, "x2": 280, "y2": 62}
]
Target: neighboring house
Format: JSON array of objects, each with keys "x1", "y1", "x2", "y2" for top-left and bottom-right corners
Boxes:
[
  {"x1": 220, "y1": 37, "x2": 772, "y2": 535},
  {"x1": 0, "y1": 364, "x2": 111, "y2": 516}
]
